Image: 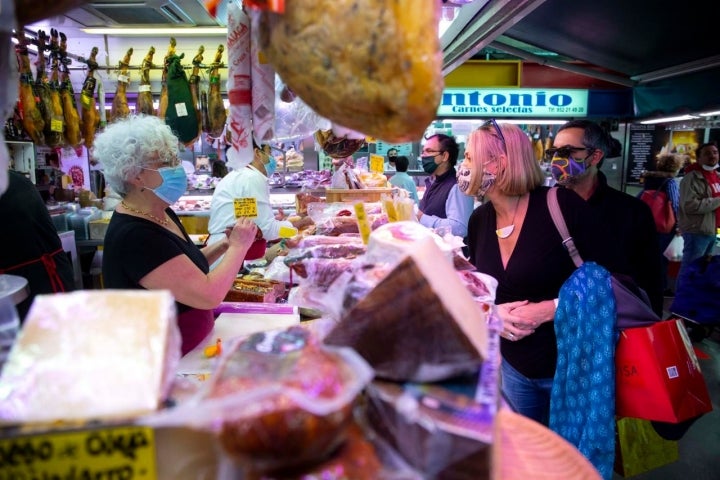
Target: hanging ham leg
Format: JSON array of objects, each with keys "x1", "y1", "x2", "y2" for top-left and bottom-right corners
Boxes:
[
  {"x1": 164, "y1": 53, "x2": 200, "y2": 146},
  {"x1": 35, "y1": 30, "x2": 64, "y2": 147},
  {"x1": 189, "y1": 45, "x2": 204, "y2": 136},
  {"x1": 136, "y1": 46, "x2": 156, "y2": 116},
  {"x1": 81, "y1": 47, "x2": 100, "y2": 150},
  {"x1": 207, "y1": 44, "x2": 227, "y2": 138},
  {"x1": 15, "y1": 33, "x2": 45, "y2": 145},
  {"x1": 58, "y1": 32, "x2": 81, "y2": 147},
  {"x1": 158, "y1": 37, "x2": 176, "y2": 120},
  {"x1": 110, "y1": 48, "x2": 133, "y2": 122}
]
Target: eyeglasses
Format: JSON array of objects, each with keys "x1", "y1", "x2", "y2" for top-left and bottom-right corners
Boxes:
[
  {"x1": 421, "y1": 149, "x2": 444, "y2": 156},
  {"x1": 544, "y1": 146, "x2": 588, "y2": 161},
  {"x1": 481, "y1": 118, "x2": 506, "y2": 149},
  {"x1": 143, "y1": 157, "x2": 181, "y2": 170}
]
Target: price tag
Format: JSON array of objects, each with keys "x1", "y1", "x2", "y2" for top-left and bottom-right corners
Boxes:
[
  {"x1": 354, "y1": 202, "x2": 371, "y2": 244},
  {"x1": 51, "y1": 118, "x2": 64, "y2": 133},
  {"x1": 234, "y1": 198, "x2": 258, "y2": 218},
  {"x1": 0, "y1": 426, "x2": 157, "y2": 479},
  {"x1": 174, "y1": 102, "x2": 188, "y2": 117},
  {"x1": 369, "y1": 154, "x2": 385, "y2": 173}
]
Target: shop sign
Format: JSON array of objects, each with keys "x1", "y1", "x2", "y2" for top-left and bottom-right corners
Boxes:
[
  {"x1": 437, "y1": 88, "x2": 588, "y2": 117},
  {"x1": 0, "y1": 426, "x2": 157, "y2": 479}
]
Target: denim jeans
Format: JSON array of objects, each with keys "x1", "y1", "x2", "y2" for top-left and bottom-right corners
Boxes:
[
  {"x1": 501, "y1": 360, "x2": 554, "y2": 426},
  {"x1": 678, "y1": 233, "x2": 715, "y2": 282}
]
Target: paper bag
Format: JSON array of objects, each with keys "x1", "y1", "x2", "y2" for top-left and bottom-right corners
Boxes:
[
  {"x1": 614, "y1": 417, "x2": 678, "y2": 477},
  {"x1": 616, "y1": 319, "x2": 712, "y2": 422}
]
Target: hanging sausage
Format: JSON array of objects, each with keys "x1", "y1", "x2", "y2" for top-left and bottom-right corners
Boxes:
[
  {"x1": 15, "y1": 32, "x2": 45, "y2": 145},
  {"x1": 207, "y1": 44, "x2": 227, "y2": 138},
  {"x1": 158, "y1": 37, "x2": 176, "y2": 120},
  {"x1": 110, "y1": 48, "x2": 133, "y2": 122},
  {"x1": 189, "y1": 45, "x2": 204, "y2": 136},
  {"x1": 80, "y1": 47, "x2": 100, "y2": 150},
  {"x1": 135, "y1": 46, "x2": 156, "y2": 116},
  {"x1": 225, "y1": 3, "x2": 253, "y2": 170},
  {"x1": 57, "y1": 31, "x2": 81, "y2": 147}
]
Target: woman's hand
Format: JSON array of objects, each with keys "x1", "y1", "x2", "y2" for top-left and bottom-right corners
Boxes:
[
  {"x1": 497, "y1": 299, "x2": 555, "y2": 341},
  {"x1": 227, "y1": 218, "x2": 257, "y2": 247}
]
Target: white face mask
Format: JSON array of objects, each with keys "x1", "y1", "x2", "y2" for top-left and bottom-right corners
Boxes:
[{"x1": 701, "y1": 164, "x2": 719, "y2": 172}]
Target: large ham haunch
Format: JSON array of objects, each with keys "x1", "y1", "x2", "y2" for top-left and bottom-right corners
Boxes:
[
  {"x1": 256, "y1": 0, "x2": 444, "y2": 142},
  {"x1": 136, "y1": 46, "x2": 156, "y2": 116}
]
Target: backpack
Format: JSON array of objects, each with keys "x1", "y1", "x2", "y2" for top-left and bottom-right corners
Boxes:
[{"x1": 639, "y1": 179, "x2": 675, "y2": 233}]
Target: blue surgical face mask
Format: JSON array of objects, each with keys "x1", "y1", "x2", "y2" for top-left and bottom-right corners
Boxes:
[
  {"x1": 145, "y1": 165, "x2": 187, "y2": 204},
  {"x1": 264, "y1": 155, "x2": 277, "y2": 177}
]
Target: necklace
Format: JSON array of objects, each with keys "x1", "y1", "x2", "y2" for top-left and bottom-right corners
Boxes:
[
  {"x1": 121, "y1": 201, "x2": 169, "y2": 226},
  {"x1": 496, "y1": 196, "x2": 521, "y2": 239}
]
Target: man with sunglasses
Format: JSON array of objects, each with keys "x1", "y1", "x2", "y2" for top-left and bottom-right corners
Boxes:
[
  {"x1": 549, "y1": 120, "x2": 663, "y2": 316},
  {"x1": 417, "y1": 133, "x2": 475, "y2": 237}
]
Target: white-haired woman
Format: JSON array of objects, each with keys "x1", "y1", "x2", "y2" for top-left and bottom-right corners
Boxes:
[{"x1": 95, "y1": 115, "x2": 257, "y2": 355}]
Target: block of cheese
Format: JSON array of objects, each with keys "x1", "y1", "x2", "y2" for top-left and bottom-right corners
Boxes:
[
  {"x1": 324, "y1": 237, "x2": 487, "y2": 382},
  {"x1": 0, "y1": 290, "x2": 181, "y2": 423}
]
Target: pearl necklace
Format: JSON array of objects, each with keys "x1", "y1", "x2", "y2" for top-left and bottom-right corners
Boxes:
[
  {"x1": 121, "y1": 201, "x2": 169, "y2": 226},
  {"x1": 496, "y1": 196, "x2": 521, "y2": 239}
]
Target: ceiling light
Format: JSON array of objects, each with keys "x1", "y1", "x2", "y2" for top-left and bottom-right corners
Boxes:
[
  {"x1": 698, "y1": 110, "x2": 720, "y2": 117},
  {"x1": 81, "y1": 27, "x2": 227, "y2": 36},
  {"x1": 639, "y1": 115, "x2": 699, "y2": 125}
]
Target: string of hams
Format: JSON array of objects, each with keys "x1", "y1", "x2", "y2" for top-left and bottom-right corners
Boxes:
[
  {"x1": 206, "y1": 44, "x2": 227, "y2": 138},
  {"x1": 35, "y1": 30, "x2": 64, "y2": 148},
  {"x1": 135, "y1": 46, "x2": 156, "y2": 116},
  {"x1": 80, "y1": 47, "x2": 100, "y2": 150},
  {"x1": 110, "y1": 48, "x2": 133, "y2": 122},
  {"x1": 57, "y1": 30, "x2": 81, "y2": 147},
  {"x1": 158, "y1": 37, "x2": 176, "y2": 120},
  {"x1": 189, "y1": 45, "x2": 204, "y2": 135},
  {"x1": 15, "y1": 31, "x2": 45, "y2": 145}
]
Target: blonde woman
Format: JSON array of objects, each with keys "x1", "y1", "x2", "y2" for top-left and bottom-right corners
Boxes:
[{"x1": 460, "y1": 120, "x2": 607, "y2": 424}]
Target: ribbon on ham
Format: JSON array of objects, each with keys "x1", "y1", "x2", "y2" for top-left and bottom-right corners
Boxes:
[
  {"x1": 226, "y1": 2, "x2": 254, "y2": 170},
  {"x1": 249, "y1": 12, "x2": 275, "y2": 142}
]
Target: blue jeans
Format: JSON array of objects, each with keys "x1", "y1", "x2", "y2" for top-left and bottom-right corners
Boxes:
[
  {"x1": 501, "y1": 361, "x2": 554, "y2": 426},
  {"x1": 679, "y1": 233, "x2": 716, "y2": 284}
]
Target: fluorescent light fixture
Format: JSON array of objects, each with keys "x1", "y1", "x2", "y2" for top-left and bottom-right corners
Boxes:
[
  {"x1": 640, "y1": 114, "x2": 699, "y2": 125},
  {"x1": 698, "y1": 110, "x2": 720, "y2": 117},
  {"x1": 81, "y1": 27, "x2": 227, "y2": 36},
  {"x1": 497, "y1": 119, "x2": 568, "y2": 125}
]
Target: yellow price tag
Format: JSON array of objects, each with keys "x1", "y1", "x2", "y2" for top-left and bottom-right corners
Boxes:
[
  {"x1": 354, "y1": 202, "x2": 371, "y2": 244},
  {"x1": 0, "y1": 426, "x2": 157, "y2": 479},
  {"x1": 51, "y1": 118, "x2": 64, "y2": 133},
  {"x1": 369, "y1": 154, "x2": 385, "y2": 173},
  {"x1": 233, "y1": 198, "x2": 258, "y2": 218}
]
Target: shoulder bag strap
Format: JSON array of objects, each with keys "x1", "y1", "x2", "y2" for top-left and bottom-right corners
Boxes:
[{"x1": 546, "y1": 188, "x2": 584, "y2": 268}]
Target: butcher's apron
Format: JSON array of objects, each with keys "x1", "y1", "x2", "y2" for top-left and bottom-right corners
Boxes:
[{"x1": 0, "y1": 248, "x2": 67, "y2": 293}]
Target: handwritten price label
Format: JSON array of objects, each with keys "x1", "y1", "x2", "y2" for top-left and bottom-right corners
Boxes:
[
  {"x1": 369, "y1": 154, "x2": 385, "y2": 173},
  {"x1": 0, "y1": 426, "x2": 156, "y2": 478},
  {"x1": 354, "y1": 202, "x2": 371, "y2": 244},
  {"x1": 233, "y1": 198, "x2": 258, "y2": 218}
]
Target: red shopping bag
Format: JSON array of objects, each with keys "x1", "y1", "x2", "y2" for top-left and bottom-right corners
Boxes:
[{"x1": 615, "y1": 318, "x2": 712, "y2": 422}]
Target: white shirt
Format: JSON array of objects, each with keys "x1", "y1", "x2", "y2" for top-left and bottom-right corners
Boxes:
[{"x1": 208, "y1": 165, "x2": 293, "y2": 247}]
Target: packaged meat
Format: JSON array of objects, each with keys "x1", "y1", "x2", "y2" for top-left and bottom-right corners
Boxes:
[
  {"x1": 365, "y1": 380, "x2": 493, "y2": 478},
  {"x1": 257, "y1": 0, "x2": 443, "y2": 142},
  {"x1": 324, "y1": 236, "x2": 488, "y2": 382},
  {"x1": 0, "y1": 290, "x2": 181, "y2": 423},
  {"x1": 157, "y1": 326, "x2": 373, "y2": 474},
  {"x1": 224, "y1": 277, "x2": 285, "y2": 303}
]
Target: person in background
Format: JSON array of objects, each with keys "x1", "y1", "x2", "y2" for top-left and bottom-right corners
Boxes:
[
  {"x1": 462, "y1": 120, "x2": 608, "y2": 425},
  {"x1": 389, "y1": 155, "x2": 419, "y2": 204},
  {"x1": 417, "y1": 133, "x2": 474, "y2": 238},
  {"x1": 0, "y1": 170, "x2": 75, "y2": 320},
  {"x1": 548, "y1": 119, "x2": 664, "y2": 316},
  {"x1": 211, "y1": 160, "x2": 228, "y2": 179},
  {"x1": 640, "y1": 153, "x2": 684, "y2": 294},
  {"x1": 677, "y1": 141, "x2": 720, "y2": 271},
  {"x1": 95, "y1": 115, "x2": 258, "y2": 356},
  {"x1": 386, "y1": 147, "x2": 398, "y2": 172},
  {"x1": 208, "y1": 141, "x2": 313, "y2": 253}
]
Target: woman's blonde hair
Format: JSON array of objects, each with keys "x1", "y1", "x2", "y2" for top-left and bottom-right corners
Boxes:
[
  {"x1": 467, "y1": 122, "x2": 544, "y2": 195},
  {"x1": 655, "y1": 153, "x2": 686, "y2": 174}
]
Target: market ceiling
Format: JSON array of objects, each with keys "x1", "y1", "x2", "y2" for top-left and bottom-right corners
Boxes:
[{"x1": 442, "y1": 0, "x2": 719, "y2": 88}]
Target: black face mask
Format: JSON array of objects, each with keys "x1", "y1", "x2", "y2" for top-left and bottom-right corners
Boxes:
[{"x1": 421, "y1": 155, "x2": 440, "y2": 174}]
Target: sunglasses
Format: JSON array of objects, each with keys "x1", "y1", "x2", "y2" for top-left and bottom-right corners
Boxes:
[
  {"x1": 481, "y1": 118, "x2": 506, "y2": 149},
  {"x1": 544, "y1": 145, "x2": 589, "y2": 161}
]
